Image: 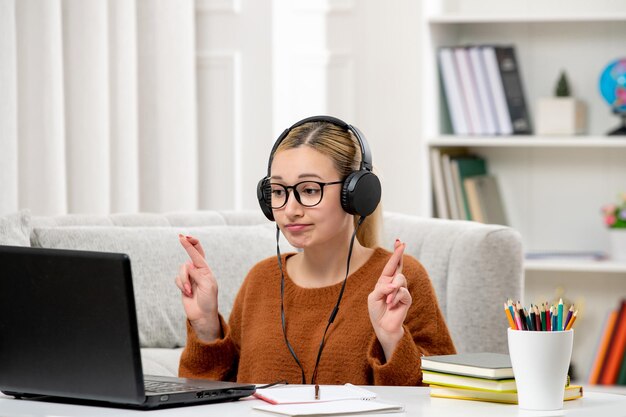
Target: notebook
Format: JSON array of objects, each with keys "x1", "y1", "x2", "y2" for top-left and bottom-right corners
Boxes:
[
  {"x1": 254, "y1": 384, "x2": 376, "y2": 404},
  {"x1": 0, "y1": 245, "x2": 256, "y2": 409},
  {"x1": 421, "y1": 353, "x2": 514, "y2": 379}
]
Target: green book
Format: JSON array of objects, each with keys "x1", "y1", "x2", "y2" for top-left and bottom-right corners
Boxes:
[
  {"x1": 421, "y1": 353, "x2": 513, "y2": 379},
  {"x1": 450, "y1": 155, "x2": 487, "y2": 220}
]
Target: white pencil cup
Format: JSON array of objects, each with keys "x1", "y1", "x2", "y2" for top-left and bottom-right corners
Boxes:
[{"x1": 507, "y1": 328, "x2": 573, "y2": 410}]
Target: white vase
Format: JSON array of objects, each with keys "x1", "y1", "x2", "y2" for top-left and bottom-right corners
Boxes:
[{"x1": 609, "y1": 229, "x2": 626, "y2": 262}]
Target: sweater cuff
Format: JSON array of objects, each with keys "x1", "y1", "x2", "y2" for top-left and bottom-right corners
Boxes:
[
  {"x1": 179, "y1": 315, "x2": 236, "y2": 379},
  {"x1": 367, "y1": 325, "x2": 423, "y2": 386}
]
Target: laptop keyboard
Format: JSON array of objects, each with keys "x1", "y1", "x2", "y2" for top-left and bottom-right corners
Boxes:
[{"x1": 144, "y1": 379, "x2": 205, "y2": 394}]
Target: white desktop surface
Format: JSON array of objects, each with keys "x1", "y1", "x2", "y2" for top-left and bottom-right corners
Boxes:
[{"x1": 1, "y1": 386, "x2": 625, "y2": 416}]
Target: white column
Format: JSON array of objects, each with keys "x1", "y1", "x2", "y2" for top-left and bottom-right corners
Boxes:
[
  {"x1": 137, "y1": 0, "x2": 198, "y2": 212},
  {"x1": 0, "y1": 0, "x2": 18, "y2": 215},
  {"x1": 108, "y1": 0, "x2": 139, "y2": 213},
  {"x1": 62, "y1": 0, "x2": 110, "y2": 214},
  {"x1": 16, "y1": 0, "x2": 67, "y2": 215}
]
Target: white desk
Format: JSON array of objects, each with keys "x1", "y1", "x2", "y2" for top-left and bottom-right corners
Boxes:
[{"x1": 1, "y1": 386, "x2": 625, "y2": 416}]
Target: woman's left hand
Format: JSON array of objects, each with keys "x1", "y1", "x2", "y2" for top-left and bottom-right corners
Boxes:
[{"x1": 367, "y1": 239, "x2": 412, "y2": 361}]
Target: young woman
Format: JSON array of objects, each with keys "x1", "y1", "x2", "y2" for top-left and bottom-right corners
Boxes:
[{"x1": 175, "y1": 116, "x2": 455, "y2": 386}]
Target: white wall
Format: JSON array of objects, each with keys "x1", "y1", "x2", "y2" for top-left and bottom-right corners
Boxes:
[
  {"x1": 269, "y1": 0, "x2": 423, "y2": 215},
  {"x1": 3, "y1": 0, "x2": 423, "y2": 216}
]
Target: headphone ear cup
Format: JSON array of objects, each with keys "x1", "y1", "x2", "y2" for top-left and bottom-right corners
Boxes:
[
  {"x1": 257, "y1": 178, "x2": 275, "y2": 221},
  {"x1": 341, "y1": 170, "x2": 381, "y2": 217}
]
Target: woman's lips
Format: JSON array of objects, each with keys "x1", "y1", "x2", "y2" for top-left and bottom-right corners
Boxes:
[{"x1": 285, "y1": 224, "x2": 311, "y2": 232}]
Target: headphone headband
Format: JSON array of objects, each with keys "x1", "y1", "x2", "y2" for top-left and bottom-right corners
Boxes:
[
  {"x1": 257, "y1": 115, "x2": 381, "y2": 220},
  {"x1": 265, "y1": 115, "x2": 374, "y2": 176}
]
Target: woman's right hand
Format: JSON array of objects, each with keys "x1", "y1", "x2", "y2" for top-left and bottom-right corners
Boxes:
[{"x1": 175, "y1": 234, "x2": 221, "y2": 342}]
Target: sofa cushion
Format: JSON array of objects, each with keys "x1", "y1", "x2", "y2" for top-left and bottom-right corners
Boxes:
[
  {"x1": 0, "y1": 210, "x2": 31, "y2": 246},
  {"x1": 31, "y1": 224, "x2": 295, "y2": 349}
]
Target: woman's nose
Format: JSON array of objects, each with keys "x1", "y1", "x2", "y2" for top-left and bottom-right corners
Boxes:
[{"x1": 283, "y1": 190, "x2": 304, "y2": 216}]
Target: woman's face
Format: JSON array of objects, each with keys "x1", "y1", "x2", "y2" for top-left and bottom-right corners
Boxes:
[{"x1": 270, "y1": 146, "x2": 352, "y2": 249}]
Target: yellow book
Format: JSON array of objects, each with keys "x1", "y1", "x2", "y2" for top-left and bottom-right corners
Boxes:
[
  {"x1": 429, "y1": 384, "x2": 583, "y2": 404},
  {"x1": 422, "y1": 370, "x2": 516, "y2": 392}
]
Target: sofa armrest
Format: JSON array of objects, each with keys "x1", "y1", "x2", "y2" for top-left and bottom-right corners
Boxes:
[{"x1": 383, "y1": 213, "x2": 523, "y2": 354}]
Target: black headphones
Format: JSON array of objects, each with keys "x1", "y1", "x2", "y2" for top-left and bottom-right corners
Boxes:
[{"x1": 256, "y1": 115, "x2": 381, "y2": 221}]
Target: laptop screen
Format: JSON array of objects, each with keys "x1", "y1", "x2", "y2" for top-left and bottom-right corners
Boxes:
[{"x1": 0, "y1": 246, "x2": 145, "y2": 404}]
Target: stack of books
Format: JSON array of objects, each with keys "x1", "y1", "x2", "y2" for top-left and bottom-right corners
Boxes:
[
  {"x1": 422, "y1": 353, "x2": 583, "y2": 404},
  {"x1": 588, "y1": 299, "x2": 626, "y2": 385},
  {"x1": 438, "y1": 44, "x2": 531, "y2": 136},
  {"x1": 430, "y1": 149, "x2": 507, "y2": 224}
]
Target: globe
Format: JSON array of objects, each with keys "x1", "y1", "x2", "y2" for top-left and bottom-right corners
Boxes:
[{"x1": 599, "y1": 58, "x2": 626, "y2": 135}]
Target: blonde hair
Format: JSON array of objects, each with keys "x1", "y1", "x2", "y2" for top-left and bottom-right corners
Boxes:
[{"x1": 274, "y1": 121, "x2": 382, "y2": 248}]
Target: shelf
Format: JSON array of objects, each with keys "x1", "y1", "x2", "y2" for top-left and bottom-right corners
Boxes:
[
  {"x1": 525, "y1": 259, "x2": 626, "y2": 273},
  {"x1": 427, "y1": 136, "x2": 626, "y2": 148},
  {"x1": 427, "y1": 14, "x2": 626, "y2": 24}
]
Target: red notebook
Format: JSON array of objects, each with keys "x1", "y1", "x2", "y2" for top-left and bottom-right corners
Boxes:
[{"x1": 600, "y1": 300, "x2": 626, "y2": 385}]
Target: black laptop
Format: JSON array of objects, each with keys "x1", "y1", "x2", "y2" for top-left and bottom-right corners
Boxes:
[{"x1": 0, "y1": 245, "x2": 255, "y2": 409}]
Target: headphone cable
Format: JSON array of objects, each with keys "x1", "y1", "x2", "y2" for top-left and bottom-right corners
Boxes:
[{"x1": 276, "y1": 216, "x2": 366, "y2": 385}]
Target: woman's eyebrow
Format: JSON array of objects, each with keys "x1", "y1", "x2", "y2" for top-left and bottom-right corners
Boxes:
[{"x1": 270, "y1": 173, "x2": 323, "y2": 180}]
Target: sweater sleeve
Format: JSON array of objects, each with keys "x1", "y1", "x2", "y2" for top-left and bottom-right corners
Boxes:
[
  {"x1": 178, "y1": 278, "x2": 248, "y2": 382},
  {"x1": 367, "y1": 255, "x2": 456, "y2": 386}
]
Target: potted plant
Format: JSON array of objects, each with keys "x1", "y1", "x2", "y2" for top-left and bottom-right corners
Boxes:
[
  {"x1": 535, "y1": 71, "x2": 587, "y2": 135},
  {"x1": 601, "y1": 193, "x2": 626, "y2": 262}
]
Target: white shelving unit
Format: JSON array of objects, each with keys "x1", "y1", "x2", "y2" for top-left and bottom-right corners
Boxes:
[{"x1": 420, "y1": 0, "x2": 626, "y2": 383}]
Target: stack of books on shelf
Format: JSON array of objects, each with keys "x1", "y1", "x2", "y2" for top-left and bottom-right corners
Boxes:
[
  {"x1": 430, "y1": 149, "x2": 507, "y2": 224},
  {"x1": 438, "y1": 45, "x2": 531, "y2": 136},
  {"x1": 588, "y1": 299, "x2": 626, "y2": 386},
  {"x1": 422, "y1": 352, "x2": 583, "y2": 404}
]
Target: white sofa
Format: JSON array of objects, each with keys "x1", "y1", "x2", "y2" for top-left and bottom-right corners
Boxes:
[{"x1": 0, "y1": 210, "x2": 523, "y2": 377}]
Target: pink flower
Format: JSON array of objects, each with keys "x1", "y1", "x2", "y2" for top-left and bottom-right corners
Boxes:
[
  {"x1": 605, "y1": 215, "x2": 617, "y2": 226},
  {"x1": 602, "y1": 204, "x2": 617, "y2": 215}
]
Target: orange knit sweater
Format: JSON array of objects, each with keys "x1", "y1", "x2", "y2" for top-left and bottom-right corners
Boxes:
[{"x1": 179, "y1": 247, "x2": 456, "y2": 385}]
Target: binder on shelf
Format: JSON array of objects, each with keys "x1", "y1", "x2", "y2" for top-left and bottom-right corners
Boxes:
[
  {"x1": 463, "y1": 175, "x2": 508, "y2": 226},
  {"x1": 481, "y1": 46, "x2": 513, "y2": 135},
  {"x1": 438, "y1": 47, "x2": 469, "y2": 135},
  {"x1": 494, "y1": 46, "x2": 532, "y2": 134},
  {"x1": 454, "y1": 47, "x2": 484, "y2": 135},
  {"x1": 468, "y1": 46, "x2": 498, "y2": 135}
]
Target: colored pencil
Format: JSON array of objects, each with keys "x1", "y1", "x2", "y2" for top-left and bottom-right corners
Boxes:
[
  {"x1": 514, "y1": 309, "x2": 524, "y2": 331},
  {"x1": 558, "y1": 298, "x2": 564, "y2": 331},
  {"x1": 534, "y1": 305, "x2": 542, "y2": 332},
  {"x1": 524, "y1": 307, "x2": 533, "y2": 331},
  {"x1": 564, "y1": 305, "x2": 575, "y2": 330},
  {"x1": 507, "y1": 299, "x2": 516, "y2": 326},
  {"x1": 565, "y1": 310, "x2": 578, "y2": 331},
  {"x1": 504, "y1": 302, "x2": 516, "y2": 329},
  {"x1": 540, "y1": 304, "x2": 547, "y2": 331},
  {"x1": 546, "y1": 304, "x2": 552, "y2": 331},
  {"x1": 517, "y1": 302, "x2": 527, "y2": 331},
  {"x1": 529, "y1": 305, "x2": 537, "y2": 331}
]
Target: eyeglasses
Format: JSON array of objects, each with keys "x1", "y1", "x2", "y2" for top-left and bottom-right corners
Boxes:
[{"x1": 265, "y1": 180, "x2": 343, "y2": 209}]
